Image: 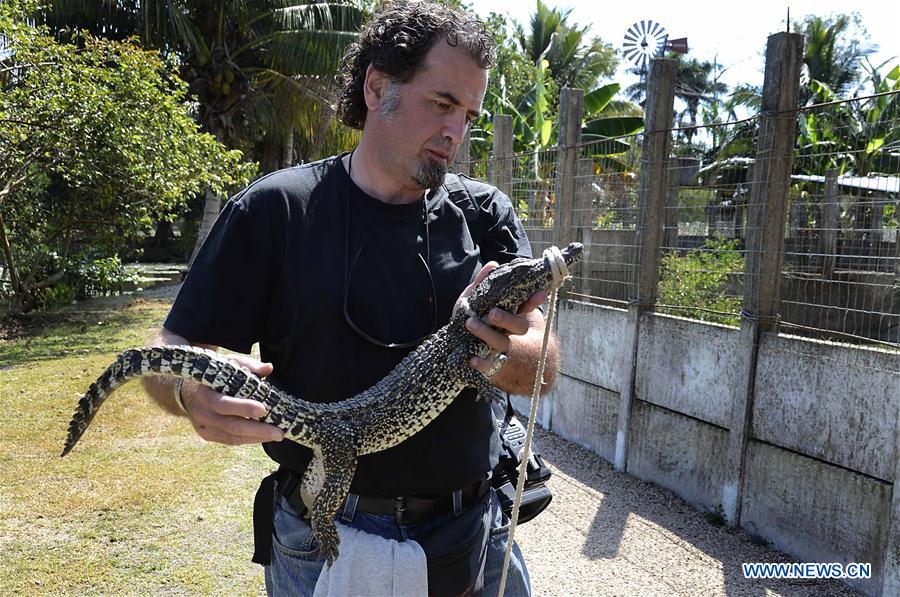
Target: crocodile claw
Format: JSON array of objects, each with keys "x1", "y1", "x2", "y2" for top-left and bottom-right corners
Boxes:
[{"x1": 478, "y1": 386, "x2": 506, "y2": 405}]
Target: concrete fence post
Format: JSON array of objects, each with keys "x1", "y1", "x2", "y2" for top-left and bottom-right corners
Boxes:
[
  {"x1": 454, "y1": 129, "x2": 471, "y2": 177},
  {"x1": 721, "y1": 32, "x2": 804, "y2": 525},
  {"x1": 553, "y1": 88, "x2": 584, "y2": 249},
  {"x1": 821, "y1": 169, "x2": 840, "y2": 278},
  {"x1": 493, "y1": 115, "x2": 514, "y2": 199},
  {"x1": 613, "y1": 58, "x2": 676, "y2": 471}
]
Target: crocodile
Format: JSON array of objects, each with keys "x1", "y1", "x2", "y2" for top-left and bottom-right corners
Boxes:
[{"x1": 61, "y1": 242, "x2": 583, "y2": 564}]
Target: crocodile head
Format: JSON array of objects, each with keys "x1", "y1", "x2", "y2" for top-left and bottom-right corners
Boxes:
[{"x1": 461, "y1": 242, "x2": 584, "y2": 318}]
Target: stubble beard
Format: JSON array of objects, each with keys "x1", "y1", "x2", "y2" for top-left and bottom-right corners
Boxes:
[{"x1": 414, "y1": 158, "x2": 448, "y2": 190}]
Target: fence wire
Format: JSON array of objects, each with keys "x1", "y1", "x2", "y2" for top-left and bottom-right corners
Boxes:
[
  {"x1": 511, "y1": 147, "x2": 558, "y2": 258},
  {"x1": 781, "y1": 97, "x2": 899, "y2": 346},
  {"x1": 454, "y1": 89, "x2": 899, "y2": 351},
  {"x1": 655, "y1": 120, "x2": 761, "y2": 326},
  {"x1": 564, "y1": 136, "x2": 642, "y2": 306}
]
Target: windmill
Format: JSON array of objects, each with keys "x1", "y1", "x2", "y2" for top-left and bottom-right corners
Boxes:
[{"x1": 623, "y1": 20, "x2": 688, "y2": 105}]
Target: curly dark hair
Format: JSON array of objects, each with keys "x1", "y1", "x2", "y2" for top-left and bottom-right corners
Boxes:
[{"x1": 336, "y1": 0, "x2": 496, "y2": 130}]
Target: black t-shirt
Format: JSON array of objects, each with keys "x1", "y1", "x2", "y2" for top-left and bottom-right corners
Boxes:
[{"x1": 165, "y1": 154, "x2": 532, "y2": 497}]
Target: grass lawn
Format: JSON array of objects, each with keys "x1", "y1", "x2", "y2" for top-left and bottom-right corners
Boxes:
[{"x1": 0, "y1": 291, "x2": 272, "y2": 595}]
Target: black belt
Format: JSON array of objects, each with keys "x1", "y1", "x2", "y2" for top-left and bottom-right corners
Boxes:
[
  {"x1": 251, "y1": 467, "x2": 490, "y2": 565},
  {"x1": 282, "y1": 471, "x2": 491, "y2": 526}
]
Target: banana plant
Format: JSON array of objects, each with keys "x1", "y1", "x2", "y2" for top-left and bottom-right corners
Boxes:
[
  {"x1": 482, "y1": 76, "x2": 643, "y2": 175},
  {"x1": 798, "y1": 62, "x2": 899, "y2": 177}
]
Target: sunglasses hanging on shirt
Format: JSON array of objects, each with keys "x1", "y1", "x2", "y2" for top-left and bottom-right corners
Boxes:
[{"x1": 343, "y1": 152, "x2": 438, "y2": 349}]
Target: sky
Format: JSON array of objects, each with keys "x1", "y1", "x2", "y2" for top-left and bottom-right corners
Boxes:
[{"x1": 468, "y1": 0, "x2": 899, "y2": 93}]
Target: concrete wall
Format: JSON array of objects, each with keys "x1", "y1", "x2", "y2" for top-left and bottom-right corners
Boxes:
[
  {"x1": 741, "y1": 441, "x2": 891, "y2": 596},
  {"x1": 534, "y1": 298, "x2": 900, "y2": 596}
]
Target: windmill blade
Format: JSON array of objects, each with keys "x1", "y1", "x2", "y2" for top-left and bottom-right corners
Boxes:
[{"x1": 622, "y1": 20, "x2": 668, "y2": 68}]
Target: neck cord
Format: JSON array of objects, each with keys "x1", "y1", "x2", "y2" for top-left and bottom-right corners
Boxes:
[
  {"x1": 498, "y1": 246, "x2": 568, "y2": 597},
  {"x1": 343, "y1": 152, "x2": 432, "y2": 339},
  {"x1": 344, "y1": 152, "x2": 430, "y2": 263}
]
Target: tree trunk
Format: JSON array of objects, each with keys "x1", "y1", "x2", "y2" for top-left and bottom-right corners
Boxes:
[
  {"x1": 188, "y1": 188, "x2": 222, "y2": 268},
  {"x1": 189, "y1": 123, "x2": 227, "y2": 268},
  {"x1": 281, "y1": 127, "x2": 294, "y2": 169}
]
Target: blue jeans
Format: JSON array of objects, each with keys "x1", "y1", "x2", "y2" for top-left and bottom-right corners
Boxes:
[{"x1": 265, "y1": 489, "x2": 531, "y2": 596}]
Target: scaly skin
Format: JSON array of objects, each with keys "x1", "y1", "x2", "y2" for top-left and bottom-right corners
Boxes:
[{"x1": 61, "y1": 243, "x2": 583, "y2": 564}]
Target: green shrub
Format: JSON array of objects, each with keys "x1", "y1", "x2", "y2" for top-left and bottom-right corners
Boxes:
[
  {"x1": 70, "y1": 255, "x2": 136, "y2": 300},
  {"x1": 658, "y1": 236, "x2": 744, "y2": 326}
]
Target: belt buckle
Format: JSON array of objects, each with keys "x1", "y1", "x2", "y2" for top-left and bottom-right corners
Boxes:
[{"x1": 394, "y1": 496, "x2": 408, "y2": 525}]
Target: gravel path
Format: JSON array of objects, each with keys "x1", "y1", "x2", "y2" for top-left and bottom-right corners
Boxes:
[{"x1": 514, "y1": 426, "x2": 861, "y2": 597}]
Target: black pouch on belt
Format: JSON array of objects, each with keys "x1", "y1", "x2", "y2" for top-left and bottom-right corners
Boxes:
[
  {"x1": 490, "y1": 396, "x2": 553, "y2": 524},
  {"x1": 417, "y1": 490, "x2": 492, "y2": 597}
]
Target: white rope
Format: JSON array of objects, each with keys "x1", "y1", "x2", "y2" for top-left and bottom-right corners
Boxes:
[{"x1": 498, "y1": 247, "x2": 567, "y2": 596}]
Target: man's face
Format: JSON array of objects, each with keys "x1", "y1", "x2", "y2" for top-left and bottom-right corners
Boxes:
[{"x1": 367, "y1": 41, "x2": 489, "y2": 191}]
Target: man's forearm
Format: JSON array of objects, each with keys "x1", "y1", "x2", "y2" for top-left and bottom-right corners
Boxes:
[{"x1": 140, "y1": 329, "x2": 214, "y2": 416}]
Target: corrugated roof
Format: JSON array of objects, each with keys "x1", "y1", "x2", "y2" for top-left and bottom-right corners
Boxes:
[{"x1": 791, "y1": 174, "x2": 900, "y2": 194}]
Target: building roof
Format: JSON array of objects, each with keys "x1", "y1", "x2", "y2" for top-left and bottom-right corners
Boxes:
[{"x1": 791, "y1": 174, "x2": 900, "y2": 194}]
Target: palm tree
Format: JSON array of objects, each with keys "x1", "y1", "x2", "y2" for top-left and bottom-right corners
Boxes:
[
  {"x1": 625, "y1": 55, "x2": 728, "y2": 147},
  {"x1": 39, "y1": 0, "x2": 364, "y2": 262},
  {"x1": 515, "y1": 0, "x2": 567, "y2": 66},
  {"x1": 800, "y1": 14, "x2": 874, "y2": 105},
  {"x1": 515, "y1": 0, "x2": 616, "y2": 92},
  {"x1": 673, "y1": 57, "x2": 728, "y2": 144}
]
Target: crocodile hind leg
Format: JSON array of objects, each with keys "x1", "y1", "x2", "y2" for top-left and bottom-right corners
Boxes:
[
  {"x1": 309, "y1": 422, "x2": 359, "y2": 565},
  {"x1": 300, "y1": 449, "x2": 326, "y2": 515}
]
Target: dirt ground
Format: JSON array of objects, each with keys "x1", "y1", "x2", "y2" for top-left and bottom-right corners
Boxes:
[{"x1": 514, "y1": 427, "x2": 861, "y2": 597}]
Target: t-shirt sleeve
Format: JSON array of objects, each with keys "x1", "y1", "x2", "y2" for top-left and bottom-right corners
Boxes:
[
  {"x1": 478, "y1": 188, "x2": 533, "y2": 265},
  {"x1": 164, "y1": 191, "x2": 281, "y2": 353}
]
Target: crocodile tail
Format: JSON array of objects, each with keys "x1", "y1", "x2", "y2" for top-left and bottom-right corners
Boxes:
[
  {"x1": 60, "y1": 345, "x2": 242, "y2": 456},
  {"x1": 61, "y1": 347, "x2": 146, "y2": 456}
]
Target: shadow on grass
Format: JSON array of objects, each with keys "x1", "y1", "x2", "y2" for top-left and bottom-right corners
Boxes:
[{"x1": 0, "y1": 295, "x2": 170, "y2": 368}]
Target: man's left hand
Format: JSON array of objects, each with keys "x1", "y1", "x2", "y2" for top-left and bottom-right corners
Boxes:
[{"x1": 459, "y1": 262, "x2": 549, "y2": 375}]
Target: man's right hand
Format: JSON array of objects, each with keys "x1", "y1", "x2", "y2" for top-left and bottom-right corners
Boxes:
[
  {"x1": 141, "y1": 329, "x2": 285, "y2": 446},
  {"x1": 180, "y1": 353, "x2": 285, "y2": 446}
]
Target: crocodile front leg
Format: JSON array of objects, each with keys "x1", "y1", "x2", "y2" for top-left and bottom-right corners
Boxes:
[
  {"x1": 311, "y1": 421, "x2": 359, "y2": 565},
  {"x1": 449, "y1": 343, "x2": 505, "y2": 404}
]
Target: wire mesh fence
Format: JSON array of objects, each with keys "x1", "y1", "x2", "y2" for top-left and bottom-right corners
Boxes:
[
  {"x1": 779, "y1": 96, "x2": 899, "y2": 346},
  {"x1": 511, "y1": 147, "x2": 558, "y2": 256},
  {"x1": 568, "y1": 136, "x2": 642, "y2": 306},
  {"x1": 656, "y1": 120, "x2": 761, "y2": 327},
  {"x1": 455, "y1": 88, "x2": 899, "y2": 350}
]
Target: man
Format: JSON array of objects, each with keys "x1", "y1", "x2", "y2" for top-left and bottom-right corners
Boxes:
[{"x1": 142, "y1": 1, "x2": 558, "y2": 594}]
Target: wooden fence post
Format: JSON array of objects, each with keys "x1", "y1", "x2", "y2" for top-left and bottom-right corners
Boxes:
[
  {"x1": 613, "y1": 58, "x2": 676, "y2": 471},
  {"x1": 492, "y1": 115, "x2": 514, "y2": 199},
  {"x1": 454, "y1": 129, "x2": 471, "y2": 177},
  {"x1": 821, "y1": 169, "x2": 840, "y2": 278},
  {"x1": 722, "y1": 31, "x2": 804, "y2": 525},
  {"x1": 553, "y1": 87, "x2": 584, "y2": 249}
]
